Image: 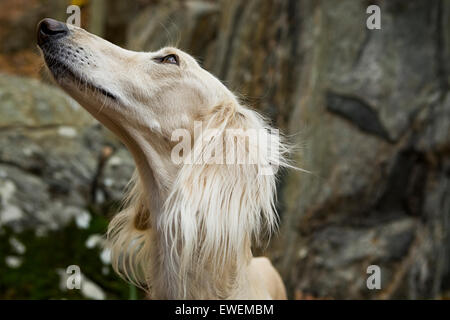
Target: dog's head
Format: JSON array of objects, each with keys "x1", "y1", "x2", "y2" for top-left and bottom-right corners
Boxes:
[{"x1": 37, "y1": 18, "x2": 236, "y2": 141}]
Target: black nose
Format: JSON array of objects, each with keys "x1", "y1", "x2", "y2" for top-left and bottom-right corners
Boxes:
[{"x1": 37, "y1": 18, "x2": 69, "y2": 46}]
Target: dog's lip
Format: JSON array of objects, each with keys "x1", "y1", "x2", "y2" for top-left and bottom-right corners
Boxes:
[
  {"x1": 63, "y1": 66, "x2": 117, "y2": 101},
  {"x1": 92, "y1": 85, "x2": 117, "y2": 100}
]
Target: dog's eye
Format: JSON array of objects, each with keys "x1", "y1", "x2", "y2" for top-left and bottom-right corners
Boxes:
[{"x1": 156, "y1": 54, "x2": 179, "y2": 65}]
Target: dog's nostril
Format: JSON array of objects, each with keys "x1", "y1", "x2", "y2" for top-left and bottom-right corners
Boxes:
[
  {"x1": 37, "y1": 18, "x2": 69, "y2": 45},
  {"x1": 39, "y1": 18, "x2": 68, "y2": 35}
]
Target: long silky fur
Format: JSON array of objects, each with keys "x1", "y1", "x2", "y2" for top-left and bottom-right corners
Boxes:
[{"x1": 107, "y1": 102, "x2": 292, "y2": 299}]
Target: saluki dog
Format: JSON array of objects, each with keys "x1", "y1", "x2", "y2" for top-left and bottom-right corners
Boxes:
[{"x1": 37, "y1": 18, "x2": 288, "y2": 299}]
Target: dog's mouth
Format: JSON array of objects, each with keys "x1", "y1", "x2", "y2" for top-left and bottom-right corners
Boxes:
[
  {"x1": 40, "y1": 45, "x2": 117, "y2": 101},
  {"x1": 59, "y1": 63, "x2": 117, "y2": 101}
]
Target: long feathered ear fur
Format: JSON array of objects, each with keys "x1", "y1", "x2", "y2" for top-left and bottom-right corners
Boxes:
[{"x1": 107, "y1": 101, "x2": 291, "y2": 299}]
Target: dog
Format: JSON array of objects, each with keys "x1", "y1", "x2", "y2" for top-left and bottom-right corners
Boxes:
[{"x1": 37, "y1": 18, "x2": 288, "y2": 299}]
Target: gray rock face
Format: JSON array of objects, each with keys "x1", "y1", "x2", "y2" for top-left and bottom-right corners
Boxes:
[
  {"x1": 0, "y1": 74, "x2": 134, "y2": 233},
  {"x1": 125, "y1": 0, "x2": 449, "y2": 299},
  {"x1": 0, "y1": 75, "x2": 93, "y2": 128},
  {"x1": 275, "y1": 0, "x2": 450, "y2": 299}
]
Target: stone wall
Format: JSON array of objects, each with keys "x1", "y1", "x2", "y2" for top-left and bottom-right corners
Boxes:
[{"x1": 125, "y1": 0, "x2": 449, "y2": 299}]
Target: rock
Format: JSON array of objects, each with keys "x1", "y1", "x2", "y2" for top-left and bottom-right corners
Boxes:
[
  {"x1": 5, "y1": 255, "x2": 22, "y2": 269},
  {"x1": 0, "y1": 74, "x2": 135, "y2": 299},
  {"x1": 9, "y1": 236, "x2": 26, "y2": 254},
  {"x1": 0, "y1": 0, "x2": 72, "y2": 54},
  {"x1": 80, "y1": 276, "x2": 106, "y2": 300},
  {"x1": 0, "y1": 74, "x2": 134, "y2": 233},
  {"x1": 294, "y1": 218, "x2": 417, "y2": 298},
  {"x1": 0, "y1": 74, "x2": 93, "y2": 128},
  {"x1": 96, "y1": 148, "x2": 135, "y2": 207},
  {"x1": 275, "y1": 0, "x2": 450, "y2": 299},
  {"x1": 126, "y1": 0, "x2": 450, "y2": 299},
  {"x1": 85, "y1": 234, "x2": 104, "y2": 249},
  {"x1": 0, "y1": 0, "x2": 72, "y2": 78},
  {"x1": 126, "y1": 0, "x2": 220, "y2": 64}
]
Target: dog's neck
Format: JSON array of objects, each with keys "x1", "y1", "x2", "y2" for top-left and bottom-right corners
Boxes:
[{"x1": 127, "y1": 133, "x2": 174, "y2": 214}]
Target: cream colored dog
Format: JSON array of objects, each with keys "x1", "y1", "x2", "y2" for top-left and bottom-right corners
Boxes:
[{"x1": 37, "y1": 18, "x2": 288, "y2": 300}]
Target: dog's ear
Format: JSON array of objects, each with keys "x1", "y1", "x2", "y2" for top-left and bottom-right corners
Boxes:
[{"x1": 158, "y1": 102, "x2": 288, "y2": 298}]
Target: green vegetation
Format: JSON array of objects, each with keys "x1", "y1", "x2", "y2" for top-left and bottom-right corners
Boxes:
[{"x1": 0, "y1": 214, "x2": 143, "y2": 299}]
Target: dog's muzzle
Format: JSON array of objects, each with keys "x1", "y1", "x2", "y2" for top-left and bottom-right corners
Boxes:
[
  {"x1": 36, "y1": 18, "x2": 117, "y2": 101},
  {"x1": 37, "y1": 18, "x2": 69, "y2": 47}
]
